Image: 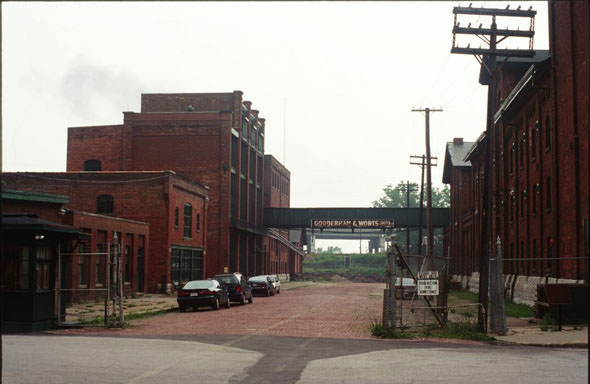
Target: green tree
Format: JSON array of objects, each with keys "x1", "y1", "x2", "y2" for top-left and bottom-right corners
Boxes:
[{"x1": 372, "y1": 181, "x2": 449, "y2": 208}]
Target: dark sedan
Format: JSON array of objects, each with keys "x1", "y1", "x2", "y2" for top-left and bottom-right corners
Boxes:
[
  {"x1": 248, "y1": 275, "x2": 276, "y2": 296},
  {"x1": 212, "y1": 273, "x2": 253, "y2": 305},
  {"x1": 177, "y1": 280, "x2": 231, "y2": 311}
]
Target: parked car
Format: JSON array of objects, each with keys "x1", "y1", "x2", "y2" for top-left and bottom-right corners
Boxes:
[
  {"x1": 177, "y1": 279, "x2": 230, "y2": 311},
  {"x1": 212, "y1": 273, "x2": 253, "y2": 305},
  {"x1": 268, "y1": 274, "x2": 281, "y2": 294},
  {"x1": 248, "y1": 275, "x2": 276, "y2": 296}
]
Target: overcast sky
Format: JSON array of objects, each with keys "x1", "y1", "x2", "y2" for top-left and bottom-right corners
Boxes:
[{"x1": 2, "y1": 1, "x2": 548, "y2": 213}]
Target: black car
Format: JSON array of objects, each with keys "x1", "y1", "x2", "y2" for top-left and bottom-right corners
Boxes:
[
  {"x1": 212, "y1": 273, "x2": 253, "y2": 305},
  {"x1": 177, "y1": 279, "x2": 231, "y2": 311},
  {"x1": 248, "y1": 275, "x2": 276, "y2": 296}
]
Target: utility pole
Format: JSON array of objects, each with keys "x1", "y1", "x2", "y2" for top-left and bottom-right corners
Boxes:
[
  {"x1": 401, "y1": 181, "x2": 417, "y2": 253},
  {"x1": 410, "y1": 155, "x2": 438, "y2": 256},
  {"x1": 412, "y1": 108, "x2": 443, "y2": 270},
  {"x1": 451, "y1": 4, "x2": 536, "y2": 332}
]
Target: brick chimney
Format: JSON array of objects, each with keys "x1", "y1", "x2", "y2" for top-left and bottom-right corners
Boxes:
[
  {"x1": 453, "y1": 137, "x2": 464, "y2": 144},
  {"x1": 243, "y1": 101, "x2": 252, "y2": 110}
]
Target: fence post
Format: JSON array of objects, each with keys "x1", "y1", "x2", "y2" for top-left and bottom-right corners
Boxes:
[
  {"x1": 382, "y1": 236, "x2": 397, "y2": 329},
  {"x1": 489, "y1": 236, "x2": 506, "y2": 334}
]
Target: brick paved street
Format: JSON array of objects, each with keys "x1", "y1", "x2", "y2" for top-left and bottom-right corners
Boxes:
[{"x1": 54, "y1": 282, "x2": 385, "y2": 339}]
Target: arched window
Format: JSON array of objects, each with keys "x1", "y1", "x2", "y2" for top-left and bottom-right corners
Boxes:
[
  {"x1": 97, "y1": 194, "x2": 114, "y2": 215},
  {"x1": 183, "y1": 203, "x2": 192, "y2": 238},
  {"x1": 196, "y1": 213, "x2": 201, "y2": 232},
  {"x1": 84, "y1": 159, "x2": 102, "y2": 171}
]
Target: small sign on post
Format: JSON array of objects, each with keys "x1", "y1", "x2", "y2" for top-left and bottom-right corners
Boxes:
[{"x1": 417, "y1": 271, "x2": 439, "y2": 296}]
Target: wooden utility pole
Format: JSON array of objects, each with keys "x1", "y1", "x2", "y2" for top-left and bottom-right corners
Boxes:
[
  {"x1": 410, "y1": 155, "x2": 438, "y2": 256},
  {"x1": 412, "y1": 108, "x2": 443, "y2": 270},
  {"x1": 451, "y1": 4, "x2": 536, "y2": 332}
]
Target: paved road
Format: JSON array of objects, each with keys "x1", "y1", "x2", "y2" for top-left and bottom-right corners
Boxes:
[
  {"x1": 52, "y1": 282, "x2": 385, "y2": 339},
  {"x1": 4, "y1": 334, "x2": 587, "y2": 384}
]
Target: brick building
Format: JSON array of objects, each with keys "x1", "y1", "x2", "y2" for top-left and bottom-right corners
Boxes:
[
  {"x1": 444, "y1": 0, "x2": 589, "y2": 302},
  {"x1": 263, "y1": 155, "x2": 303, "y2": 274},
  {"x1": 66, "y1": 91, "x2": 303, "y2": 279},
  {"x1": 3, "y1": 171, "x2": 208, "y2": 292}
]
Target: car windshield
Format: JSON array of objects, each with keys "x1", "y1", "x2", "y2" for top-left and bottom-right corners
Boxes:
[
  {"x1": 214, "y1": 276, "x2": 237, "y2": 285},
  {"x1": 248, "y1": 276, "x2": 267, "y2": 283},
  {"x1": 182, "y1": 280, "x2": 214, "y2": 289}
]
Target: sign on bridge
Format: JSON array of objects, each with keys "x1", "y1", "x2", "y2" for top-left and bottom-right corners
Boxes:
[{"x1": 311, "y1": 219, "x2": 394, "y2": 229}]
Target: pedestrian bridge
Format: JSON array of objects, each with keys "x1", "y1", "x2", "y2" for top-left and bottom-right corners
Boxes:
[{"x1": 263, "y1": 207, "x2": 449, "y2": 229}]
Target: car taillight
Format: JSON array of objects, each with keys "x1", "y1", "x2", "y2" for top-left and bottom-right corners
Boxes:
[
  {"x1": 178, "y1": 290, "x2": 189, "y2": 297},
  {"x1": 236, "y1": 285, "x2": 242, "y2": 292},
  {"x1": 200, "y1": 290, "x2": 213, "y2": 295}
]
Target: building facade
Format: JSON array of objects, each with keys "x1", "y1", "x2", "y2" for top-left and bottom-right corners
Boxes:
[
  {"x1": 444, "y1": 0, "x2": 589, "y2": 303},
  {"x1": 66, "y1": 91, "x2": 302, "y2": 279},
  {"x1": 3, "y1": 171, "x2": 208, "y2": 292}
]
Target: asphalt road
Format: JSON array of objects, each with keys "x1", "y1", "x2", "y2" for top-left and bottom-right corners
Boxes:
[{"x1": 4, "y1": 334, "x2": 588, "y2": 384}]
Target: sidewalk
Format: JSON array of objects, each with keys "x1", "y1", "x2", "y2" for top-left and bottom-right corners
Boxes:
[{"x1": 495, "y1": 325, "x2": 589, "y2": 347}]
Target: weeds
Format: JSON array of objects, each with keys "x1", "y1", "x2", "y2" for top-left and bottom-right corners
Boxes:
[
  {"x1": 540, "y1": 313, "x2": 558, "y2": 332},
  {"x1": 369, "y1": 319, "x2": 495, "y2": 342}
]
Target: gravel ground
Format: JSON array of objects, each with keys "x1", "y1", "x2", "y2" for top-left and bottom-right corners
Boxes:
[{"x1": 51, "y1": 282, "x2": 385, "y2": 339}]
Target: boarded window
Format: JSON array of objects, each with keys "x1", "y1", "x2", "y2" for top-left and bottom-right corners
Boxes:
[
  {"x1": 83, "y1": 159, "x2": 102, "y2": 171},
  {"x1": 97, "y1": 195, "x2": 114, "y2": 215}
]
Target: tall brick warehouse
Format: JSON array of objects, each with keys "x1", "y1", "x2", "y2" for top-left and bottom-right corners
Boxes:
[
  {"x1": 444, "y1": 0, "x2": 589, "y2": 303},
  {"x1": 66, "y1": 91, "x2": 303, "y2": 280}
]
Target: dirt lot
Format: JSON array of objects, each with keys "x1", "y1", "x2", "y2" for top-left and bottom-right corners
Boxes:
[{"x1": 53, "y1": 282, "x2": 386, "y2": 339}]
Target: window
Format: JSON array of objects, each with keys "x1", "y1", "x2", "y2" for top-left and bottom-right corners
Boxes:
[
  {"x1": 531, "y1": 185, "x2": 537, "y2": 215},
  {"x1": 509, "y1": 142, "x2": 515, "y2": 175},
  {"x1": 123, "y1": 234, "x2": 133, "y2": 283},
  {"x1": 531, "y1": 124, "x2": 537, "y2": 160},
  {"x1": 545, "y1": 116, "x2": 551, "y2": 150},
  {"x1": 546, "y1": 237, "x2": 553, "y2": 274},
  {"x1": 170, "y1": 247, "x2": 203, "y2": 286},
  {"x1": 35, "y1": 247, "x2": 51, "y2": 290},
  {"x1": 83, "y1": 159, "x2": 102, "y2": 171},
  {"x1": 96, "y1": 243, "x2": 104, "y2": 285},
  {"x1": 184, "y1": 203, "x2": 192, "y2": 238},
  {"x1": 97, "y1": 194, "x2": 114, "y2": 215},
  {"x1": 78, "y1": 242, "x2": 88, "y2": 285},
  {"x1": 196, "y1": 213, "x2": 200, "y2": 232},
  {"x1": 174, "y1": 207, "x2": 179, "y2": 229},
  {"x1": 94, "y1": 230, "x2": 106, "y2": 285},
  {"x1": 532, "y1": 239, "x2": 537, "y2": 273},
  {"x1": 545, "y1": 177, "x2": 551, "y2": 211},
  {"x1": 1, "y1": 245, "x2": 31, "y2": 290}
]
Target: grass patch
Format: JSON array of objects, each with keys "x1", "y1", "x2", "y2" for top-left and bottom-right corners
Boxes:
[
  {"x1": 81, "y1": 309, "x2": 169, "y2": 326},
  {"x1": 423, "y1": 322, "x2": 495, "y2": 342},
  {"x1": 370, "y1": 319, "x2": 414, "y2": 339},
  {"x1": 449, "y1": 290, "x2": 534, "y2": 318},
  {"x1": 504, "y1": 300, "x2": 534, "y2": 318},
  {"x1": 303, "y1": 253, "x2": 386, "y2": 277},
  {"x1": 369, "y1": 319, "x2": 494, "y2": 342}
]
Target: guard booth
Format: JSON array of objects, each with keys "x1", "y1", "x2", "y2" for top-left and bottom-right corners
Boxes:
[{"x1": 1, "y1": 213, "x2": 82, "y2": 332}]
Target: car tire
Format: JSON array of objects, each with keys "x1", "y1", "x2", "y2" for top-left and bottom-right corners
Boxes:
[
  {"x1": 248, "y1": 294, "x2": 253, "y2": 304},
  {"x1": 277, "y1": 288, "x2": 280, "y2": 294},
  {"x1": 265, "y1": 289, "x2": 270, "y2": 297},
  {"x1": 225, "y1": 297, "x2": 231, "y2": 309},
  {"x1": 179, "y1": 305, "x2": 186, "y2": 312},
  {"x1": 240, "y1": 295, "x2": 246, "y2": 305},
  {"x1": 212, "y1": 298, "x2": 220, "y2": 310}
]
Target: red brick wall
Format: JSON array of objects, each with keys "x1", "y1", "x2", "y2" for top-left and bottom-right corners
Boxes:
[
  {"x1": 67, "y1": 125, "x2": 124, "y2": 172},
  {"x1": 549, "y1": 0, "x2": 589, "y2": 280},
  {"x1": 2, "y1": 172, "x2": 207, "y2": 291}
]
